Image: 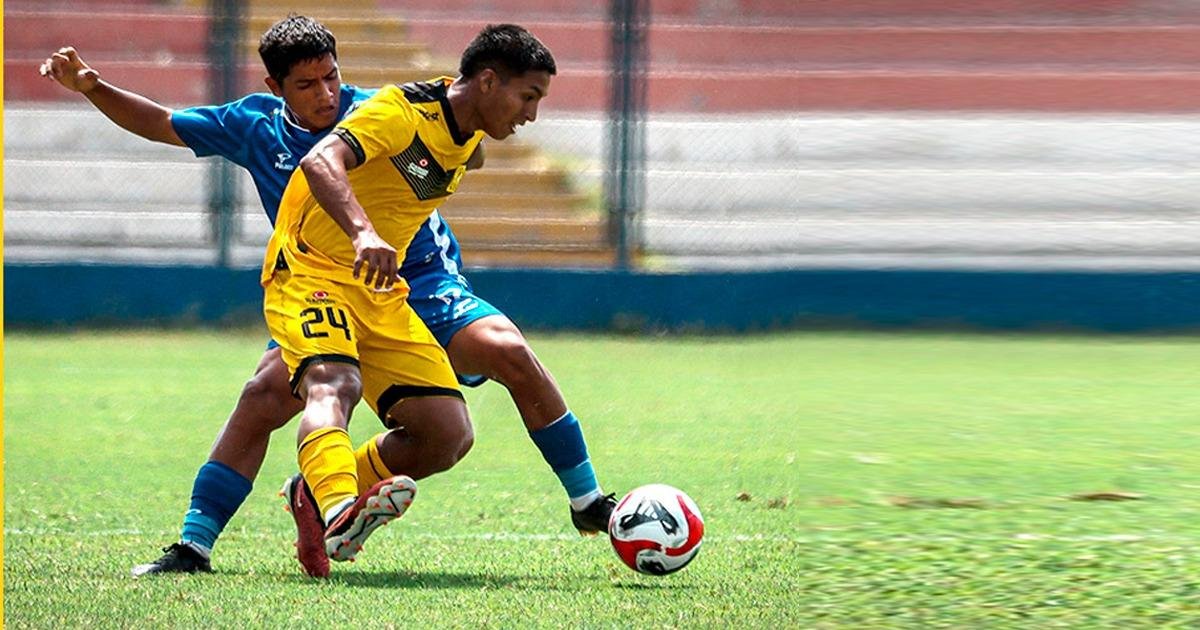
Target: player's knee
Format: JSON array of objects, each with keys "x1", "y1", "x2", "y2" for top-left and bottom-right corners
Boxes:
[
  {"x1": 453, "y1": 418, "x2": 475, "y2": 462},
  {"x1": 237, "y1": 370, "x2": 299, "y2": 428},
  {"x1": 428, "y1": 410, "x2": 475, "y2": 473},
  {"x1": 301, "y1": 363, "x2": 362, "y2": 411},
  {"x1": 486, "y1": 330, "x2": 545, "y2": 388}
]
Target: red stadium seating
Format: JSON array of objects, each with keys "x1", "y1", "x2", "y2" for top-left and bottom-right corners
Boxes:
[{"x1": 8, "y1": 1, "x2": 1200, "y2": 111}]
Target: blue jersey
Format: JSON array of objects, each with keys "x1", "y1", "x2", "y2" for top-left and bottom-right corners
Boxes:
[{"x1": 171, "y1": 84, "x2": 374, "y2": 225}]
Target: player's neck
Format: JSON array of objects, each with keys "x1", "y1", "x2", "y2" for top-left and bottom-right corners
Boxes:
[
  {"x1": 445, "y1": 78, "x2": 477, "y2": 138},
  {"x1": 282, "y1": 104, "x2": 325, "y2": 134}
]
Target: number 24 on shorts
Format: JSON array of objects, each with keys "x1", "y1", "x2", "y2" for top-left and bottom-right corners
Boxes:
[{"x1": 300, "y1": 306, "x2": 352, "y2": 340}]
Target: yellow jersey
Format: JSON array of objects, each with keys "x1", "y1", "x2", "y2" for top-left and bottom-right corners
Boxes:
[{"x1": 261, "y1": 77, "x2": 484, "y2": 289}]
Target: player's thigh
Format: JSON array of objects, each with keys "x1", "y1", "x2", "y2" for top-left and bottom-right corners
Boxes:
[
  {"x1": 443, "y1": 314, "x2": 531, "y2": 378},
  {"x1": 263, "y1": 271, "x2": 363, "y2": 393}
]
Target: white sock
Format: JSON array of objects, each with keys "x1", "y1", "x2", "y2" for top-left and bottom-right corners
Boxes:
[
  {"x1": 181, "y1": 540, "x2": 211, "y2": 559},
  {"x1": 323, "y1": 497, "x2": 356, "y2": 526},
  {"x1": 569, "y1": 489, "x2": 603, "y2": 512}
]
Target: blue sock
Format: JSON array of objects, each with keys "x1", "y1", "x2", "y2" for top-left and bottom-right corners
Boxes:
[
  {"x1": 529, "y1": 411, "x2": 600, "y2": 507},
  {"x1": 179, "y1": 461, "x2": 252, "y2": 553}
]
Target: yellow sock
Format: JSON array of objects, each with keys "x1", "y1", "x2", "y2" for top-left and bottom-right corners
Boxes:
[
  {"x1": 355, "y1": 432, "x2": 398, "y2": 495},
  {"x1": 298, "y1": 426, "x2": 358, "y2": 520}
]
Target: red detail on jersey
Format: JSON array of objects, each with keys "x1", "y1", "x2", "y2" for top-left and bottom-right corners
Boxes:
[
  {"x1": 313, "y1": 291, "x2": 328, "y2": 300},
  {"x1": 419, "y1": 158, "x2": 429, "y2": 167},
  {"x1": 665, "y1": 494, "x2": 704, "y2": 556}
]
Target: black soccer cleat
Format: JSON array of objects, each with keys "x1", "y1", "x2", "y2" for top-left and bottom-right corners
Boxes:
[
  {"x1": 571, "y1": 493, "x2": 618, "y2": 536},
  {"x1": 130, "y1": 542, "x2": 212, "y2": 577}
]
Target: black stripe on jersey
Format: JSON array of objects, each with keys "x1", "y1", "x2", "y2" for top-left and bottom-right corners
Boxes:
[
  {"x1": 332, "y1": 128, "x2": 366, "y2": 167},
  {"x1": 290, "y1": 354, "x2": 360, "y2": 395},
  {"x1": 376, "y1": 385, "x2": 465, "y2": 425},
  {"x1": 400, "y1": 80, "x2": 443, "y2": 103},
  {"x1": 401, "y1": 79, "x2": 470, "y2": 146},
  {"x1": 389, "y1": 134, "x2": 459, "y2": 201}
]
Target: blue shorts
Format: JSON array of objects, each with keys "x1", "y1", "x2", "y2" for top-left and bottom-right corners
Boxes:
[{"x1": 405, "y1": 263, "x2": 502, "y2": 387}]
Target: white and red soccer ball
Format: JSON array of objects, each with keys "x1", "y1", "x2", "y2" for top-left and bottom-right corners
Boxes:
[{"x1": 607, "y1": 484, "x2": 704, "y2": 575}]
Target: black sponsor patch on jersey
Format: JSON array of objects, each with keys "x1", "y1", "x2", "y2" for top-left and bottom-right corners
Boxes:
[{"x1": 389, "y1": 133, "x2": 461, "y2": 201}]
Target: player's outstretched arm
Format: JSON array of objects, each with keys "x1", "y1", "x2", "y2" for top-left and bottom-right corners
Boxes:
[
  {"x1": 301, "y1": 135, "x2": 398, "y2": 290},
  {"x1": 39, "y1": 46, "x2": 185, "y2": 147}
]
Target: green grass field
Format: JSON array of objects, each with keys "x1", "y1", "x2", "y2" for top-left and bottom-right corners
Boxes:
[{"x1": 4, "y1": 329, "x2": 1199, "y2": 628}]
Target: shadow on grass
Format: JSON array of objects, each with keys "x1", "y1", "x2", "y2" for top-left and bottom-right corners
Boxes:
[
  {"x1": 272, "y1": 569, "x2": 637, "y2": 591},
  {"x1": 610, "y1": 580, "x2": 694, "y2": 590},
  {"x1": 322, "y1": 570, "x2": 522, "y2": 590}
]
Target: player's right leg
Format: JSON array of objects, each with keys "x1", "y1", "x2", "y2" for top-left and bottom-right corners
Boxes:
[
  {"x1": 318, "y1": 288, "x2": 475, "y2": 563},
  {"x1": 131, "y1": 345, "x2": 302, "y2": 577},
  {"x1": 292, "y1": 360, "x2": 404, "y2": 564},
  {"x1": 265, "y1": 272, "x2": 414, "y2": 569},
  {"x1": 208, "y1": 345, "x2": 303, "y2": 480}
]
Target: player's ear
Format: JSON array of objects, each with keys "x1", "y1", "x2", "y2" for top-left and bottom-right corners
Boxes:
[
  {"x1": 479, "y1": 68, "x2": 497, "y2": 94},
  {"x1": 265, "y1": 76, "x2": 283, "y2": 97}
]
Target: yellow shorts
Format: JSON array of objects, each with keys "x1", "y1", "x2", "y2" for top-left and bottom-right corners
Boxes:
[{"x1": 263, "y1": 270, "x2": 462, "y2": 422}]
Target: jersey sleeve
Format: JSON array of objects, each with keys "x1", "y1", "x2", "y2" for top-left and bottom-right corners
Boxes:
[
  {"x1": 170, "y1": 95, "x2": 259, "y2": 165},
  {"x1": 331, "y1": 87, "x2": 417, "y2": 166}
]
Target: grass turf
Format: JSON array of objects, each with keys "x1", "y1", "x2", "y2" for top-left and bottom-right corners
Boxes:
[{"x1": 3, "y1": 329, "x2": 1199, "y2": 627}]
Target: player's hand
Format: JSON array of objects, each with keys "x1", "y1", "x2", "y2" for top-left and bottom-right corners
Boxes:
[
  {"x1": 352, "y1": 230, "x2": 399, "y2": 290},
  {"x1": 38, "y1": 47, "x2": 100, "y2": 94}
]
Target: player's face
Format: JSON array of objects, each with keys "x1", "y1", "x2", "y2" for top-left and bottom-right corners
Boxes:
[
  {"x1": 479, "y1": 69, "x2": 551, "y2": 140},
  {"x1": 274, "y1": 53, "x2": 342, "y2": 132}
]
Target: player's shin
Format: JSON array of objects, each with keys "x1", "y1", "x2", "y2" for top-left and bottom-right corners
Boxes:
[
  {"x1": 297, "y1": 426, "x2": 359, "y2": 523},
  {"x1": 179, "y1": 460, "x2": 253, "y2": 554},
  {"x1": 529, "y1": 411, "x2": 602, "y2": 508}
]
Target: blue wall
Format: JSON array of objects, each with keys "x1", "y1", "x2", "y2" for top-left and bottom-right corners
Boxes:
[{"x1": 6, "y1": 263, "x2": 1199, "y2": 333}]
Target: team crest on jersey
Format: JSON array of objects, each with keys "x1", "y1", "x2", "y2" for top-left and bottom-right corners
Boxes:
[
  {"x1": 390, "y1": 135, "x2": 464, "y2": 200},
  {"x1": 406, "y1": 162, "x2": 430, "y2": 180}
]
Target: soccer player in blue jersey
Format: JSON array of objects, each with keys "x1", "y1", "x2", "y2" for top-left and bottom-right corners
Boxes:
[{"x1": 40, "y1": 15, "x2": 616, "y2": 578}]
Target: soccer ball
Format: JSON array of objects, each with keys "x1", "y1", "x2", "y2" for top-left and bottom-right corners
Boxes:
[{"x1": 608, "y1": 484, "x2": 704, "y2": 575}]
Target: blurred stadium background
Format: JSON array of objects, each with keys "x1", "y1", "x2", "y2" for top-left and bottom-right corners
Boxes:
[{"x1": 5, "y1": 0, "x2": 1200, "y2": 331}]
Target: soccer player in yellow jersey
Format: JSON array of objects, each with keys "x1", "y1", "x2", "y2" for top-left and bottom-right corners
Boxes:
[{"x1": 262, "y1": 24, "x2": 556, "y2": 565}]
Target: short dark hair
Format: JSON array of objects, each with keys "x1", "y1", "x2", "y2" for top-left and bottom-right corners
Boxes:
[
  {"x1": 258, "y1": 14, "x2": 338, "y2": 83},
  {"x1": 459, "y1": 24, "x2": 556, "y2": 80}
]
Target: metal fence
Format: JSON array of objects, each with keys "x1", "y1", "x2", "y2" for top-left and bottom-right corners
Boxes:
[{"x1": 6, "y1": 1, "x2": 1200, "y2": 272}]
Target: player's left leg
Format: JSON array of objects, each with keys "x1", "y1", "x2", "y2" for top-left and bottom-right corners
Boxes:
[
  {"x1": 132, "y1": 345, "x2": 300, "y2": 577},
  {"x1": 445, "y1": 315, "x2": 615, "y2": 533},
  {"x1": 348, "y1": 286, "x2": 476, "y2": 484},
  {"x1": 367, "y1": 395, "x2": 475, "y2": 481},
  {"x1": 404, "y1": 248, "x2": 614, "y2": 533}
]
